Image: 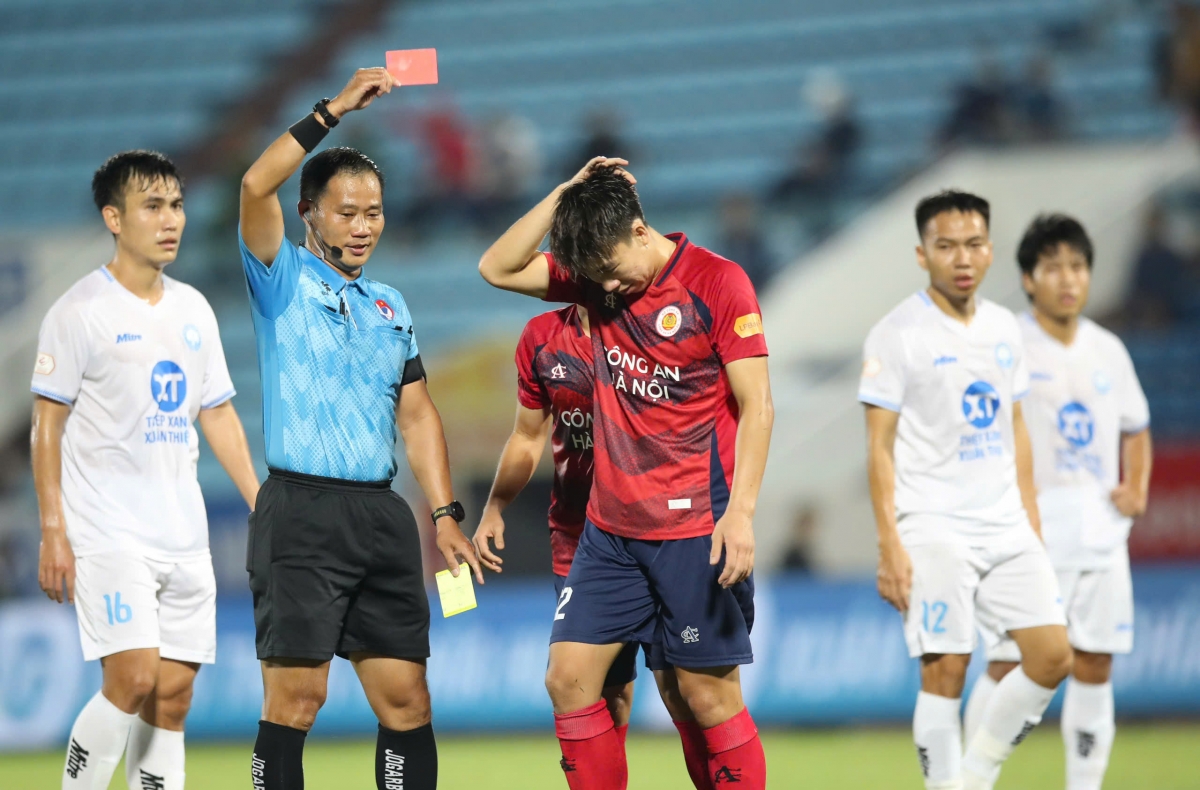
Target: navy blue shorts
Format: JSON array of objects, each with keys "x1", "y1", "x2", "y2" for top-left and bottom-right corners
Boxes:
[
  {"x1": 551, "y1": 522, "x2": 755, "y2": 669},
  {"x1": 555, "y1": 575, "x2": 640, "y2": 687}
]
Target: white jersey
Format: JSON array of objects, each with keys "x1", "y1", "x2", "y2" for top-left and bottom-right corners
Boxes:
[
  {"x1": 859, "y1": 291, "x2": 1031, "y2": 546},
  {"x1": 31, "y1": 267, "x2": 235, "y2": 561},
  {"x1": 1020, "y1": 313, "x2": 1150, "y2": 568}
]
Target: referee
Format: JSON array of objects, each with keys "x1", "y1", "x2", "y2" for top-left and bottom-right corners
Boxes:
[{"x1": 239, "y1": 67, "x2": 481, "y2": 790}]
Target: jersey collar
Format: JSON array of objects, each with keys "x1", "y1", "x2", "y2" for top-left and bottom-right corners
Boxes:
[
  {"x1": 653, "y1": 233, "x2": 690, "y2": 288},
  {"x1": 298, "y1": 243, "x2": 369, "y2": 295}
]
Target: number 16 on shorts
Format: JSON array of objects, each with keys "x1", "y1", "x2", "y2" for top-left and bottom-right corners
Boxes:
[{"x1": 103, "y1": 592, "x2": 132, "y2": 625}]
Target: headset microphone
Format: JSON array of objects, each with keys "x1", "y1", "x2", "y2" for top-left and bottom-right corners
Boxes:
[{"x1": 304, "y1": 211, "x2": 352, "y2": 273}]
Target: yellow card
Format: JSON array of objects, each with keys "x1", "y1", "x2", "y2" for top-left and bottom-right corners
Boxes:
[{"x1": 435, "y1": 563, "x2": 477, "y2": 618}]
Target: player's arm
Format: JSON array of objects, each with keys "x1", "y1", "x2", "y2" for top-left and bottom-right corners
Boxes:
[
  {"x1": 711, "y1": 356, "x2": 773, "y2": 588},
  {"x1": 32, "y1": 396, "x2": 74, "y2": 604},
  {"x1": 1112, "y1": 428, "x2": 1153, "y2": 517},
  {"x1": 1012, "y1": 401, "x2": 1042, "y2": 538},
  {"x1": 396, "y1": 378, "x2": 483, "y2": 583},
  {"x1": 240, "y1": 68, "x2": 395, "y2": 265},
  {"x1": 197, "y1": 402, "x2": 260, "y2": 510},
  {"x1": 865, "y1": 404, "x2": 911, "y2": 612},
  {"x1": 472, "y1": 404, "x2": 553, "y2": 573},
  {"x1": 478, "y1": 156, "x2": 632, "y2": 297}
]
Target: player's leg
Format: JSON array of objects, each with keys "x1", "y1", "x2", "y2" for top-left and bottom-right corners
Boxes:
[
  {"x1": 646, "y1": 538, "x2": 762, "y2": 789},
  {"x1": 963, "y1": 538, "x2": 1070, "y2": 790},
  {"x1": 1060, "y1": 557, "x2": 1131, "y2": 790},
  {"x1": 904, "y1": 543, "x2": 980, "y2": 790},
  {"x1": 963, "y1": 620, "x2": 1019, "y2": 744},
  {"x1": 548, "y1": 523, "x2": 657, "y2": 789},
  {"x1": 63, "y1": 554, "x2": 163, "y2": 789},
  {"x1": 600, "y1": 642, "x2": 640, "y2": 746},
  {"x1": 652, "y1": 668, "x2": 712, "y2": 790},
  {"x1": 256, "y1": 659, "x2": 330, "y2": 788},
  {"x1": 125, "y1": 554, "x2": 216, "y2": 790}
]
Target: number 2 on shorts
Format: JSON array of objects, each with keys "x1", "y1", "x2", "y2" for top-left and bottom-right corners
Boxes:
[
  {"x1": 922, "y1": 600, "x2": 947, "y2": 634},
  {"x1": 555, "y1": 586, "x2": 573, "y2": 621}
]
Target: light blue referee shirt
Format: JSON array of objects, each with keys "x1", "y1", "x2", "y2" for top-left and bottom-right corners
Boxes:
[{"x1": 240, "y1": 234, "x2": 420, "y2": 482}]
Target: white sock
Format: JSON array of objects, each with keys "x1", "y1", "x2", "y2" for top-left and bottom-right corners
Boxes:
[
  {"x1": 963, "y1": 666, "x2": 1057, "y2": 790},
  {"x1": 1062, "y1": 679, "x2": 1115, "y2": 790},
  {"x1": 62, "y1": 691, "x2": 139, "y2": 789},
  {"x1": 913, "y1": 691, "x2": 964, "y2": 790},
  {"x1": 125, "y1": 718, "x2": 186, "y2": 790},
  {"x1": 963, "y1": 673, "x2": 999, "y2": 747}
]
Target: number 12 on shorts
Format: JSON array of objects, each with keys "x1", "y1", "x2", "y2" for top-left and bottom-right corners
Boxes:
[
  {"x1": 104, "y1": 592, "x2": 132, "y2": 625},
  {"x1": 555, "y1": 586, "x2": 573, "y2": 621},
  {"x1": 921, "y1": 600, "x2": 947, "y2": 634}
]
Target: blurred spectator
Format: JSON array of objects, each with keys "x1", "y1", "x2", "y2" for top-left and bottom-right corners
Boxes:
[
  {"x1": 937, "y1": 54, "x2": 1015, "y2": 149},
  {"x1": 566, "y1": 109, "x2": 631, "y2": 176},
  {"x1": 719, "y1": 193, "x2": 774, "y2": 291},
  {"x1": 474, "y1": 112, "x2": 541, "y2": 233},
  {"x1": 399, "y1": 97, "x2": 479, "y2": 239},
  {"x1": 1125, "y1": 205, "x2": 1200, "y2": 327},
  {"x1": 1012, "y1": 53, "x2": 1067, "y2": 142},
  {"x1": 771, "y1": 71, "x2": 862, "y2": 206},
  {"x1": 1165, "y1": 2, "x2": 1200, "y2": 130},
  {"x1": 781, "y1": 505, "x2": 818, "y2": 574}
]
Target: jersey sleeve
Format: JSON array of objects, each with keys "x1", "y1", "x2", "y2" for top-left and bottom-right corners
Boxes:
[
  {"x1": 1011, "y1": 333, "x2": 1031, "y2": 403},
  {"x1": 544, "y1": 253, "x2": 587, "y2": 304},
  {"x1": 31, "y1": 302, "x2": 90, "y2": 405},
  {"x1": 200, "y1": 307, "x2": 236, "y2": 410},
  {"x1": 706, "y1": 262, "x2": 768, "y2": 364},
  {"x1": 240, "y1": 229, "x2": 302, "y2": 321},
  {"x1": 1115, "y1": 340, "x2": 1150, "y2": 433},
  {"x1": 515, "y1": 323, "x2": 549, "y2": 410},
  {"x1": 858, "y1": 324, "x2": 907, "y2": 412}
]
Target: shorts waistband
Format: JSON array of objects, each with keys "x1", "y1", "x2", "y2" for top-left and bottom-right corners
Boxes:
[{"x1": 268, "y1": 467, "x2": 393, "y2": 493}]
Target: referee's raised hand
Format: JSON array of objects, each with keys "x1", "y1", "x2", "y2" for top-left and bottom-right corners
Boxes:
[
  {"x1": 436, "y1": 518, "x2": 484, "y2": 585},
  {"x1": 325, "y1": 68, "x2": 396, "y2": 120}
]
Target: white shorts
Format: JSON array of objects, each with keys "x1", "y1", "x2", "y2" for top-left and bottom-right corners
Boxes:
[
  {"x1": 74, "y1": 553, "x2": 217, "y2": 664},
  {"x1": 984, "y1": 549, "x2": 1134, "y2": 662},
  {"x1": 903, "y1": 531, "x2": 1066, "y2": 659}
]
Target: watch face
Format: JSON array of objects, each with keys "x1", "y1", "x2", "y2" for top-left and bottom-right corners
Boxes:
[{"x1": 450, "y1": 501, "x2": 466, "y2": 522}]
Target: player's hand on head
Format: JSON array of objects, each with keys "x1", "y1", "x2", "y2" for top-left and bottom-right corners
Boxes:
[
  {"x1": 328, "y1": 67, "x2": 397, "y2": 118},
  {"x1": 710, "y1": 510, "x2": 755, "y2": 588},
  {"x1": 566, "y1": 157, "x2": 636, "y2": 188},
  {"x1": 37, "y1": 529, "x2": 75, "y2": 605},
  {"x1": 471, "y1": 509, "x2": 506, "y2": 574},
  {"x1": 436, "y1": 519, "x2": 485, "y2": 585},
  {"x1": 876, "y1": 540, "x2": 912, "y2": 612}
]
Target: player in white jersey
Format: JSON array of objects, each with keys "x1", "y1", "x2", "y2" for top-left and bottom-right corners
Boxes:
[
  {"x1": 32, "y1": 151, "x2": 260, "y2": 790},
  {"x1": 861, "y1": 191, "x2": 1072, "y2": 790},
  {"x1": 964, "y1": 215, "x2": 1152, "y2": 790}
]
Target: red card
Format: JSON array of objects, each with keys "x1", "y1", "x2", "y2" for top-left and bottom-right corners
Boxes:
[{"x1": 386, "y1": 48, "x2": 439, "y2": 86}]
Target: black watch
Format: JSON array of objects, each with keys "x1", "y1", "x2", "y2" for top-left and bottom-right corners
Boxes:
[
  {"x1": 431, "y1": 501, "x2": 465, "y2": 524},
  {"x1": 313, "y1": 98, "x2": 340, "y2": 128}
]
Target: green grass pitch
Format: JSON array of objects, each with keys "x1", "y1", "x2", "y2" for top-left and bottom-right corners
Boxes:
[{"x1": 3, "y1": 724, "x2": 1197, "y2": 788}]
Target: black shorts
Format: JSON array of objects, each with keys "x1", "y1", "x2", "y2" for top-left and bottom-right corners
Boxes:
[{"x1": 247, "y1": 469, "x2": 430, "y2": 662}]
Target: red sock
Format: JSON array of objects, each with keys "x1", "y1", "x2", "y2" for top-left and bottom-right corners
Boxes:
[
  {"x1": 614, "y1": 723, "x2": 629, "y2": 750},
  {"x1": 554, "y1": 700, "x2": 628, "y2": 790},
  {"x1": 673, "y1": 719, "x2": 715, "y2": 790},
  {"x1": 703, "y1": 708, "x2": 766, "y2": 788}
]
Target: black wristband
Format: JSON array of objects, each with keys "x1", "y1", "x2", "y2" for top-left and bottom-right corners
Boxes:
[{"x1": 289, "y1": 114, "x2": 329, "y2": 154}]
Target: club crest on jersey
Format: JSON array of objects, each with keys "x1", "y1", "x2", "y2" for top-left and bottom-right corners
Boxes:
[
  {"x1": 150, "y1": 361, "x2": 187, "y2": 413},
  {"x1": 604, "y1": 292, "x2": 619, "y2": 310},
  {"x1": 550, "y1": 363, "x2": 567, "y2": 380},
  {"x1": 656, "y1": 306, "x2": 682, "y2": 338},
  {"x1": 375, "y1": 299, "x2": 395, "y2": 322},
  {"x1": 182, "y1": 324, "x2": 201, "y2": 351},
  {"x1": 995, "y1": 342, "x2": 1014, "y2": 369}
]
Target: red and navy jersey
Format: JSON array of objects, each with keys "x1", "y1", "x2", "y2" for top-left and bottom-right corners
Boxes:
[
  {"x1": 544, "y1": 233, "x2": 768, "y2": 540},
  {"x1": 515, "y1": 305, "x2": 595, "y2": 576}
]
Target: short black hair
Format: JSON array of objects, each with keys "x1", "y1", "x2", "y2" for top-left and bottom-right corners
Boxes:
[
  {"x1": 299, "y1": 147, "x2": 385, "y2": 204},
  {"x1": 915, "y1": 190, "x2": 990, "y2": 238},
  {"x1": 92, "y1": 150, "x2": 183, "y2": 212},
  {"x1": 1017, "y1": 213, "x2": 1094, "y2": 276},
  {"x1": 550, "y1": 166, "x2": 645, "y2": 279}
]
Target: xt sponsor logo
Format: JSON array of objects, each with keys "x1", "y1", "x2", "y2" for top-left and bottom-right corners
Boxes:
[
  {"x1": 1011, "y1": 720, "x2": 1037, "y2": 746},
  {"x1": 1076, "y1": 730, "x2": 1096, "y2": 758},
  {"x1": 251, "y1": 753, "x2": 266, "y2": 788},
  {"x1": 150, "y1": 360, "x2": 187, "y2": 413},
  {"x1": 916, "y1": 745, "x2": 931, "y2": 778},
  {"x1": 713, "y1": 765, "x2": 743, "y2": 784},
  {"x1": 560, "y1": 755, "x2": 577, "y2": 773},
  {"x1": 383, "y1": 749, "x2": 405, "y2": 789},
  {"x1": 681, "y1": 626, "x2": 700, "y2": 644},
  {"x1": 139, "y1": 769, "x2": 166, "y2": 790},
  {"x1": 66, "y1": 738, "x2": 89, "y2": 778}
]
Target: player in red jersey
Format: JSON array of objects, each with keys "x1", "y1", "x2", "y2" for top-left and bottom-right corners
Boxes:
[
  {"x1": 479, "y1": 158, "x2": 773, "y2": 790},
  {"x1": 471, "y1": 305, "x2": 743, "y2": 790}
]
